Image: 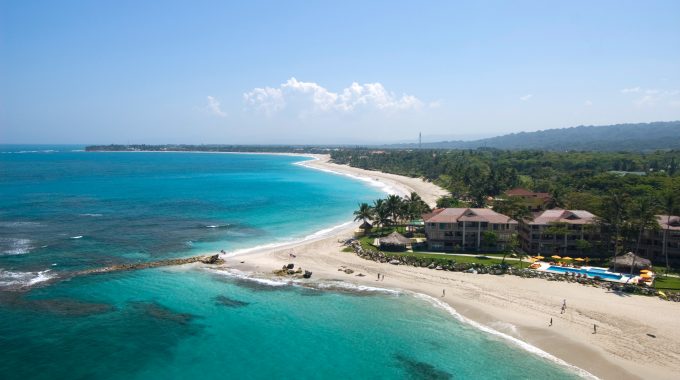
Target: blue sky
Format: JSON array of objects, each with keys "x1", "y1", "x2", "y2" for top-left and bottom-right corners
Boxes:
[{"x1": 1, "y1": 0, "x2": 679, "y2": 144}]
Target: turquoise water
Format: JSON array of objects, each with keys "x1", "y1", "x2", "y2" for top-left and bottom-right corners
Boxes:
[
  {"x1": 0, "y1": 146, "x2": 584, "y2": 379},
  {"x1": 546, "y1": 266, "x2": 623, "y2": 281}
]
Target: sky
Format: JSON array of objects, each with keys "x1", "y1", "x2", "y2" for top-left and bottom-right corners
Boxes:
[{"x1": 1, "y1": 0, "x2": 679, "y2": 144}]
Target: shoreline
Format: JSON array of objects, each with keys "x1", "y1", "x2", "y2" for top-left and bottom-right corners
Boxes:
[{"x1": 216, "y1": 154, "x2": 680, "y2": 380}]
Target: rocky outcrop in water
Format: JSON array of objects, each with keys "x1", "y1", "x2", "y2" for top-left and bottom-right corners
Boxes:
[
  {"x1": 273, "y1": 265, "x2": 310, "y2": 279},
  {"x1": 75, "y1": 254, "x2": 225, "y2": 276}
]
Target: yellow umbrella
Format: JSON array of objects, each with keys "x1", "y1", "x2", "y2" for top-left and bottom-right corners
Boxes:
[
  {"x1": 640, "y1": 269, "x2": 652, "y2": 273},
  {"x1": 551, "y1": 255, "x2": 562, "y2": 259},
  {"x1": 562, "y1": 256, "x2": 573, "y2": 260},
  {"x1": 574, "y1": 258, "x2": 585, "y2": 262},
  {"x1": 534, "y1": 255, "x2": 545, "y2": 260},
  {"x1": 640, "y1": 273, "x2": 652, "y2": 278}
]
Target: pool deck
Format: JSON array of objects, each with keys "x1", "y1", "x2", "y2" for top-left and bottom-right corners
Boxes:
[{"x1": 531, "y1": 262, "x2": 641, "y2": 284}]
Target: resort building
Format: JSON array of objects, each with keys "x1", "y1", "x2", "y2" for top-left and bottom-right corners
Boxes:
[
  {"x1": 423, "y1": 208, "x2": 518, "y2": 252},
  {"x1": 637, "y1": 215, "x2": 680, "y2": 266},
  {"x1": 519, "y1": 209, "x2": 599, "y2": 256},
  {"x1": 504, "y1": 188, "x2": 550, "y2": 212}
]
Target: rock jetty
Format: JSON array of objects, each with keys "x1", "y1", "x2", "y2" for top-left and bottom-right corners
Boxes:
[{"x1": 75, "y1": 254, "x2": 225, "y2": 276}]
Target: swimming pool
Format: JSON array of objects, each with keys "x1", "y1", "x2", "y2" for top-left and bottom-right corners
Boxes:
[{"x1": 546, "y1": 266, "x2": 623, "y2": 281}]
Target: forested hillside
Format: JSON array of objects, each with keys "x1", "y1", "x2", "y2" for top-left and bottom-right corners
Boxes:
[{"x1": 393, "y1": 121, "x2": 680, "y2": 151}]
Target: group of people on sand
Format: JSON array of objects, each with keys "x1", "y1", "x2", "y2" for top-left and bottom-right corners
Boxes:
[{"x1": 376, "y1": 273, "x2": 385, "y2": 281}]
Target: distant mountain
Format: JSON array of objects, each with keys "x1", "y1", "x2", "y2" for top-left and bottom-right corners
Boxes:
[{"x1": 390, "y1": 121, "x2": 680, "y2": 151}]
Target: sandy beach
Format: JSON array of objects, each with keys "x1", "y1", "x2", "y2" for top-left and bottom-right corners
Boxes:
[{"x1": 219, "y1": 154, "x2": 680, "y2": 380}]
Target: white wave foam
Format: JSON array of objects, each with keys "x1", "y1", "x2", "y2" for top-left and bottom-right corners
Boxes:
[
  {"x1": 222, "y1": 220, "x2": 355, "y2": 258},
  {"x1": 79, "y1": 213, "x2": 102, "y2": 217},
  {"x1": 295, "y1": 159, "x2": 405, "y2": 197},
  {"x1": 205, "y1": 224, "x2": 230, "y2": 228},
  {"x1": 0, "y1": 269, "x2": 55, "y2": 288},
  {"x1": 411, "y1": 293, "x2": 599, "y2": 379},
  {"x1": 314, "y1": 281, "x2": 401, "y2": 295},
  {"x1": 0, "y1": 221, "x2": 41, "y2": 228},
  {"x1": 70, "y1": 235, "x2": 83, "y2": 239},
  {"x1": 206, "y1": 268, "x2": 291, "y2": 287},
  {"x1": 3, "y1": 150, "x2": 57, "y2": 154},
  {"x1": 1, "y1": 238, "x2": 33, "y2": 255}
]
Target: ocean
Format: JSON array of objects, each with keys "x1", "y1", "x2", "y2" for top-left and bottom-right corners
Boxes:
[{"x1": 0, "y1": 146, "x2": 586, "y2": 379}]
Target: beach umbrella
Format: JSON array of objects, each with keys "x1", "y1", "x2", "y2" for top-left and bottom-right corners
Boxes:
[
  {"x1": 574, "y1": 258, "x2": 585, "y2": 262},
  {"x1": 640, "y1": 273, "x2": 652, "y2": 278},
  {"x1": 640, "y1": 269, "x2": 652, "y2": 273},
  {"x1": 551, "y1": 255, "x2": 561, "y2": 259},
  {"x1": 562, "y1": 256, "x2": 573, "y2": 260},
  {"x1": 534, "y1": 255, "x2": 545, "y2": 260}
]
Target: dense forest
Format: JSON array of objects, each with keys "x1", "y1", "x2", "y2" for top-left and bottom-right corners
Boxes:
[
  {"x1": 390, "y1": 121, "x2": 680, "y2": 151},
  {"x1": 331, "y1": 148, "x2": 680, "y2": 265}
]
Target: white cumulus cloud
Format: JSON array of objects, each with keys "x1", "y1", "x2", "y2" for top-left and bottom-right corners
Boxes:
[
  {"x1": 519, "y1": 94, "x2": 533, "y2": 101},
  {"x1": 621, "y1": 87, "x2": 680, "y2": 107},
  {"x1": 206, "y1": 96, "x2": 227, "y2": 117},
  {"x1": 243, "y1": 77, "x2": 424, "y2": 116},
  {"x1": 620, "y1": 87, "x2": 641, "y2": 94}
]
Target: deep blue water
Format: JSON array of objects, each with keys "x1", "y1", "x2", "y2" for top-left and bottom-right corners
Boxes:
[{"x1": 0, "y1": 146, "x2": 584, "y2": 379}]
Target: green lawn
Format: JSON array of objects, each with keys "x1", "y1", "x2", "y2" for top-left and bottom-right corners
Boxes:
[
  {"x1": 385, "y1": 252, "x2": 523, "y2": 268},
  {"x1": 653, "y1": 275, "x2": 680, "y2": 290}
]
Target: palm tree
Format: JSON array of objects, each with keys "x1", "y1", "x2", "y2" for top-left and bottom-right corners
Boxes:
[
  {"x1": 629, "y1": 196, "x2": 659, "y2": 276},
  {"x1": 661, "y1": 190, "x2": 678, "y2": 275},
  {"x1": 372, "y1": 199, "x2": 391, "y2": 230},
  {"x1": 600, "y1": 191, "x2": 629, "y2": 272},
  {"x1": 353, "y1": 202, "x2": 374, "y2": 224},
  {"x1": 493, "y1": 196, "x2": 531, "y2": 222},
  {"x1": 405, "y1": 192, "x2": 431, "y2": 220},
  {"x1": 384, "y1": 194, "x2": 405, "y2": 225},
  {"x1": 546, "y1": 186, "x2": 566, "y2": 209},
  {"x1": 502, "y1": 233, "x2": 520, "y2": 267}
]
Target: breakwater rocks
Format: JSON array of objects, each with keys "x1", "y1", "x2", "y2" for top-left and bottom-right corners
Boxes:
[
  {"x1": 273, "y1": 263, "x2": 312, "y2": 279},
  {"x1": 75, "y1": 254, "x2": 225, "y2": 276},
  {"x1": 347, "y1": 240, "x2": 680, "y2": 302}
]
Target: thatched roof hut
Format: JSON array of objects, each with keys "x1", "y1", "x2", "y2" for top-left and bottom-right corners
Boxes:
[
  {"x1": 609, "y1": 252, "x2": 652, "y2": 272},
  {"x1": 378, "y1": 231, "x2": 411, "y2": 251},
  {"x1": 359, "y1": 221, "x2": 373, "y2": 230}
]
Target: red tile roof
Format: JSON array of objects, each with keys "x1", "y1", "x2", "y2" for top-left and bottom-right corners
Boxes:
[
  {"x1": 527, "y1": 209, "x2": 597, "y2": 225},
  {"x1": 505, "y1": 188, "x2": 550, "y2": 199},
  {"x1": 423, "y1": 208, "x2": 517, "y2": 224},
  {"x1": 657, "y1": 215, "x2": 680, "y2": 230}
]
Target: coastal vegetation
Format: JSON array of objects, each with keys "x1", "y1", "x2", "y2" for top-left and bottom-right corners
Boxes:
[
  {"x1": 353, "y1": 192, "x2": 431, "y2": 228},
  {"x1": 338, "y1": 148, "x2": 680, "y2": 271}
]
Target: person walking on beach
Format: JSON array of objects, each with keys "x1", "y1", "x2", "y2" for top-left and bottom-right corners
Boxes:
[
  {"x1": 442, "y1": 289, "x2": 446, "y2": 297},
  {"x1": 561, "y1": 299, "x2": 567, "y2": 314},
  {"x1": 549, "y1": 318, "x2": 553, "y2": 327},
  {"x1": 377, "y1": 273, "x2": 380, "y2": 281},
  {"x1": 593, "y1": 324, "x2": 597, "y2": 334}
]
